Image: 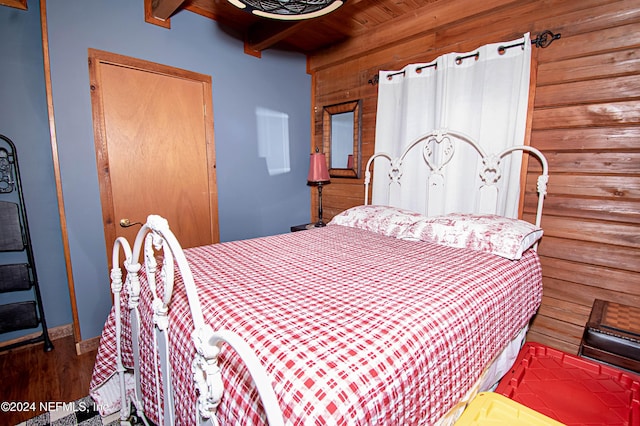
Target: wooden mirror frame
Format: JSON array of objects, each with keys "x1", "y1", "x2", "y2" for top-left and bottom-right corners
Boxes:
[{"x1": 322, "y1": 100, "x2": 361, "y2": 178}]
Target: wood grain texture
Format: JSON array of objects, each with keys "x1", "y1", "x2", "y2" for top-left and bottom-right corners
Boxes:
[
  {"x1": 309, "y1": 0, "x2": 640, "y2": 354},
  {"x1": 88, "y1": 49, "x2": 220, "y2": 262},
  {"x1": 0, "y1": 335, "x2": 97, "y2": 425},
  {"x1": 40, "y1": 0, "x2": 81, "y2": 342},
  {"x1": 0, "y1": 0, "x2": 26, "y2": 10}
]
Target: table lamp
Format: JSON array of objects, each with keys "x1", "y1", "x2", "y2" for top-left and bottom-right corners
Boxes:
[{"x1": 307, "y1": 148, "x2": 330, "y2": 226}]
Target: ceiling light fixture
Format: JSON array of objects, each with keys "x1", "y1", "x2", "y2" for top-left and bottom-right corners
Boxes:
[{"x1": 227, "y1": 0, "x2": 344, "y2": 20}]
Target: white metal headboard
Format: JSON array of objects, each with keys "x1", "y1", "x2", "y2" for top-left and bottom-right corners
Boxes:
[{"x1": 364, "y1": 129, "x2": 549, "y2": 228}]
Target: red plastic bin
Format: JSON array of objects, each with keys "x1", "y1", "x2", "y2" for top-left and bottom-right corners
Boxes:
[{"x1": 495, "y1": 342, "x2": 640, "y2": 426}]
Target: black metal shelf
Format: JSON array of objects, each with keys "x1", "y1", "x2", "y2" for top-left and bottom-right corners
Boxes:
[{"x1": 0, "y1": 134, "x2": 53, "y2": 352}]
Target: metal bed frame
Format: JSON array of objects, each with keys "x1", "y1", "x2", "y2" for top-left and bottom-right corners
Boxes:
[{"x1": 109, "y1": 129, "x2": 549, "y2": 425}]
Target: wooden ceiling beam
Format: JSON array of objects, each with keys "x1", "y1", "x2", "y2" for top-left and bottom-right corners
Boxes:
[
  {"x1": 0, "y1": 0, "x2": 26, "y2": 10},
  {"x1": 151, "y1": 0, "x2": 185, "y2": 21},
  {"x1": 242, "y1": 0, "x2": 366, "y2": 53},
  {"x1": 246, "y1": 20, "x2": 308, "y2": 52}
]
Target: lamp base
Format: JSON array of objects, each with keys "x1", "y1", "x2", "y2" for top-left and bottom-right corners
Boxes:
[{"x1": 313, "y1": 182, "x2": 328, "y2": 229}]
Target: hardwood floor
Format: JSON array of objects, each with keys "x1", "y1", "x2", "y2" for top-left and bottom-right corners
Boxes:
[{"x1": 0, "y1": 335, "x2": 97, "y2": 425}]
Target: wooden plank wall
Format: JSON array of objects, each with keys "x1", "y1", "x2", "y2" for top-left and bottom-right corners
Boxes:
[{"x1": 308, "y1": 0, "x2": 640, "y2": 355}]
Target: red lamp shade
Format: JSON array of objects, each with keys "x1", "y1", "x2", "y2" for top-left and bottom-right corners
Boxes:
[
  {"x1": 347, "y1": 154, "x2": 354, "y2": 169},
  {"x1": 307, "y1": 151, "x2": 330, "y2": 184}
]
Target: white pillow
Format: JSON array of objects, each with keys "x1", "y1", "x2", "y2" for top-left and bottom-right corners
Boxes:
[
  {"x1": 328, "y1": 205, "x2": 425, "y2": 238},
  {"x1": 398, "y1": 213, "x2": 543, "y2": 260}
]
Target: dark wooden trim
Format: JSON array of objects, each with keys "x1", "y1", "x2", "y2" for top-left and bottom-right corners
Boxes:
[
  {"x1": 144, "y1": 0, "x2": 171, "y2": 29},
  {"x1": 40, "y1": 0, "x2": 82, "y2": 343},
  {"x1": 151, "y1": 0, "x2": 184, "y2": 21},
  {"x1": 322, "y1": 100, "x2": 361, "y2": 179}
]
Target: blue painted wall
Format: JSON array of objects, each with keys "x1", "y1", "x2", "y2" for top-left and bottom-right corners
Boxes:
[
  {"x1": 2, "y1": 0, "x2": 311, "y2": 341},
  {"x1": 0, "y1": 2, "x2": 72, "y2": 341}
]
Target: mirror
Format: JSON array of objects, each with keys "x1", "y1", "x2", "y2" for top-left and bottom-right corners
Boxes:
[{"x1": 322, "y1": 100, "x2": 361, "y2": 178}]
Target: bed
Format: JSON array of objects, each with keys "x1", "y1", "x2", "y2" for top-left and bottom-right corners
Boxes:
[{"x1": 89, "y1": 129, "x2": 549, "y2": 425}]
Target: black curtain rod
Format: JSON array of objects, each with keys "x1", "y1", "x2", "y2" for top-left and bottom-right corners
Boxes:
[{"x1": 368, "y1": 30, "x2": 561, "y2": 85}]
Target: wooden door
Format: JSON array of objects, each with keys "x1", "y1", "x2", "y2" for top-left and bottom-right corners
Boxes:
[{"x1": 89, "y1": 49, "x2": 219, "y2": 262}]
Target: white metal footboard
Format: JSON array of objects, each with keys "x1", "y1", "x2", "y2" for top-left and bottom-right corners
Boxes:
[{"x1": 110, "y1": 215, "x2": 284, "y2": 426}]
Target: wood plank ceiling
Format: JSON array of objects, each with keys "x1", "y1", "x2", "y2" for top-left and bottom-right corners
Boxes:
[{"x1": 149, "y1": 0, "x2": 442, "y2": 54}]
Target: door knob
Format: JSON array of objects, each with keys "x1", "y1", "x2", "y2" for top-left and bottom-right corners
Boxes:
[{"x1": 119, "y1": 218, "x2": 142, "y2": 228}]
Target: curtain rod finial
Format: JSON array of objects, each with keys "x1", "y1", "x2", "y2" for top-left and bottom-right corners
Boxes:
[{"x1": 533, "y1": 30, "x2": 561, "y2": 48}]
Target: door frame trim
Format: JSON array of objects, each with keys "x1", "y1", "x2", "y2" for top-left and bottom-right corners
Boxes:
[
  {"x1": 85, "y1": 49, "x2": 218, "y2": 346},
  {"x1": 88, "y1": 47, "x2": 220, "y2": 259}
]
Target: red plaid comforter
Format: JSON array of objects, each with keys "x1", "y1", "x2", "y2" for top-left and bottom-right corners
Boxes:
[{"x1": 90, "y1": 224, "x2": 542, "y2": 425}]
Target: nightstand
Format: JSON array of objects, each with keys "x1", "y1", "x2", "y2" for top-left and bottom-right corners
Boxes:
[
  {"x1": 290, "y1": 223, "x2": 320, "y2": 232},
  {"x1": 578, "y1": 299, "x2": 640, "y2": 373}
]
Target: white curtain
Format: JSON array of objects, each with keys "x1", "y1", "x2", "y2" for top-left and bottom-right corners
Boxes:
[{"x1": 372, "y1": 34, "x2": 532, "y2": 218}]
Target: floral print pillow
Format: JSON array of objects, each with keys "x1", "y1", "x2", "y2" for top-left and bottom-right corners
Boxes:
[
  {"x1": 328, "y1": 205, "x2": 426, "y2": 238},
  {"x1": 398, "y1": 213, "x2": 543, "y2": 260}
]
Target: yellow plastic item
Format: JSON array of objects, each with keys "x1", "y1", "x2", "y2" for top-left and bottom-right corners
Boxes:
[{"x1": 455, "y1": 392, "x2": 566, "y2": 426}]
